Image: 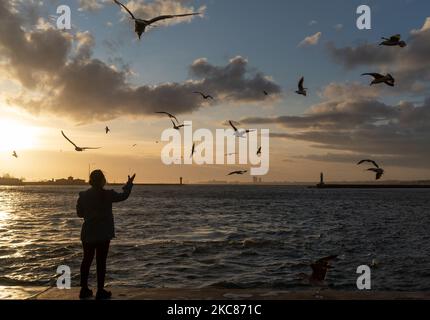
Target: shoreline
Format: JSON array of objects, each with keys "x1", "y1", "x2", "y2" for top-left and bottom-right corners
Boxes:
[{"x1": 2, "y1": 286, "x2": 430, "y2": 300}]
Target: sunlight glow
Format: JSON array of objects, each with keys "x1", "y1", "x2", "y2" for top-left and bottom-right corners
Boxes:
[{"x1": 0, "y1": 119, "x2": 39, "y2": 152}]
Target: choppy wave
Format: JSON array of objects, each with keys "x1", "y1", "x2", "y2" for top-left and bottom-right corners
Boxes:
[{"x1": 1, "y1": 185, "x2": 430, "y2": 291}]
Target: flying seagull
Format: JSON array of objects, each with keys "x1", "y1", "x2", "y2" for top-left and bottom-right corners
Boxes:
[
  {"x1": 367, "y1": 168, "x2": 385, "y2": 180},
  {"x1": 362, "y1": 73, "x2": 395, "y2": 87},
  {"x1": 113, "y1": 0, "x2": 200, "y2": 39},
  {"x1": 61, "y1": 131, "x2": 101, "y2": 152},
  {"x1": 257, "y1": 146, "x2": 262, "y2": 156},
  {"x1": 227, "y1": 170, "x2": 248, "y2": 176},
  {"x1": 228, "y1": 120, "x2": 254, "y2": 138},
  {"x1": 105, "y1": 126, "x2": 110, "y2": 134},
  {"x1": 299, "y1": 255, "x2": 338, "y2": 286},
  {"x1": 358, "y1": 159, "x2": 384, "y2": 180},
  {"x1": 380, "y1": 34, "x2": 407, "y2": 47},
  {"x1": 263, "y1": 90, "x2": 269, "y2": 96},
  {"x1": 171, "y1": 119, "x2": 187, "y2": 130},
  {"x1": 357, "y1": 159, "x2": 380, "y2": 168},
  {"x1": 155, "y1": 111, "x2": 179, "y2": 124},
  {"x1": 190, "y1": 143, "x2": 196, "y2": 158},
  {"x1": 12, "y1": 151, "x2": 18, "y2": 158},
  {"x1": 295, "y1": 77, "x2": 307, "y2": 96},
  {"x1": 193, "y1": 91, "x2": 214, "y2": 100}
]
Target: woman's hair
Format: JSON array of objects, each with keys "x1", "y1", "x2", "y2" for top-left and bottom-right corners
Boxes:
[{"x1": 89, "y1": 170, "x2": 106, "y2": 189}]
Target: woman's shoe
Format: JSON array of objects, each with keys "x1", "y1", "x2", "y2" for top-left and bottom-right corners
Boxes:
[
  {"x1": 96, "y1": 289, "x2": 112, "y2": 300},
  {"x1": 79, "y1": 287, "x2": 93, "y2": 299}
]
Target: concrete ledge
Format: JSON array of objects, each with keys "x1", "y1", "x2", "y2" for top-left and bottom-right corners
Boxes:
[{"x1": 26, "y1": 287, "x2": 430, "y2": 300}]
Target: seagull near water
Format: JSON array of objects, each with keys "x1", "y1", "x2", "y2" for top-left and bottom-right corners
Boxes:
[
  {"x1": 367, "y1": 168, "x2": 385, "y2": 180},
  {"x1": 228, "y1": 120, "x2": 255, "y2": 138},
  {"x1": 357, "y1": 159, "x2": 385, "y2": 180},
  {"x1": 193, "y1": 91, "x2": 214, "y2": 100},
  {"x1": 295, "y1": 77, "x2": 307, "y2": 96},
  {"x1": 380, "y1": 34, "x2": 407, "y2": 48},
  {"x1": 61, "y1": 131, "x2": 101, "y2": 152},
  {"x1": 298, "y1": 255, "x2": 338, "y2": 286},
  {"x1": 362, "y1": 73, "x2": 395, "y2": 87},
  {"x1": 113, "y1": 0, "x2": 201, "y2": 40}
]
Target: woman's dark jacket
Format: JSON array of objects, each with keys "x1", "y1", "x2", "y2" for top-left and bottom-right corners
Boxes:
[{"x1": 76, "y1": 182, "x2": 133, "y2": 243}]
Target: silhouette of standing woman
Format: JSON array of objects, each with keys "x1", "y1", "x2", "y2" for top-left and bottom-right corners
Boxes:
[{"x1": 77, "y1": 170, "x2": 135, "y2": 299}]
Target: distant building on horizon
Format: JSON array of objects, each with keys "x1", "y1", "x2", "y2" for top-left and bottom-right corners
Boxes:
[
  {"x1": 0, "y1": 175, "x2": 23, "y2": 186},
  {"x1": 53, "y1": 176, "x2": 86, "y2": 185}
]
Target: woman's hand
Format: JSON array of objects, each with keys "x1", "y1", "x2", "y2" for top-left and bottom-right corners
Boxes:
[{"x1": 127, "y1": 174, "x2": 136, "y2": 185}]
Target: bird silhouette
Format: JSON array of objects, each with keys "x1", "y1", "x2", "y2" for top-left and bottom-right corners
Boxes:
[
  {"x1": 299, "y1": 255, "x2": 338, "y2": 286},
  {"x1": 362, "y1": 73, "x2": 395, "y2": 87},
  {"x1": 257, "y1": 146, "x2": 262, "y2": 156},
  {"x1": 357, "y1": 159, "x2": 380, "y2": 168},
  {"x1": 227, "y1": 170, "x2": 248, "y2": 176},
  {"x1": 228, "y1": 120, "x2": 255, "y2": 138},
  {"x1": 380, "y1": 34, "x2": 407, "y2": 47},
  {"x1": 113, "y1": 0, "x2": 200, "y2": 39},
  {"x1": 367, "y1": 168, "x2": 385, "y2": 180},
  {"x1": 61, "y1": 131, "x2": 101, "y2": 152},
  {"x1": 193, "y1": 91, "x2": 214, "y2": 100},
  {"x1": 295, "y1": 77, "x2": 307, "y2": 96},
  {"x1": 358, "y1": 159, "x2": 385, "y2": 180},
  {"x1": 12, "y1": 151, "x2": 18, "y2": 158},
  {"x1": 105, "y1": 126, "x2": 110, "y2": 134},
  {"x1": 171, "y1": 119, "x2": 187, "y2": 130},
  {"x1": 190, "y1": 143, "x2": 196, "y2": 158},
  {"x1": 155, "y1": 111, "x2": 179, "y2": 123}
]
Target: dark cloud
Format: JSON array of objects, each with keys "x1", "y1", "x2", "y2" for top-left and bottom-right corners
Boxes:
[
  {"x1": 243, "y1": 99, "x2": 397, "y2": 130},
  {"x1": 245, "y1": 89, "x2": 430, "y2": 169},
  {"x1": 190, "y1": 57, "x2": 282, "y2": 102},
  {"x1": 0, "y1": 0, "x2": 280, "y2": 122},
  {"x1": 326, "y1": 19, "x2": 430, "y2": 92}
]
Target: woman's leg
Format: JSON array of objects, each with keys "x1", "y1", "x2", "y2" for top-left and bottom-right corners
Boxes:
[
  {"x1": 95, "y1": 240, "x2": 110, "y2": 290},
  {"x1": 80, "y1": 242, "x2": 96, "y2": 289}
]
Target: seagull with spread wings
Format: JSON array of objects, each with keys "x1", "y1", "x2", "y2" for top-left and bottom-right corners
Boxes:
[
  {"x1": 227, "y1": 170, "x2": 248, "y2": 176},
  {"x1": 357, "y1": 159, "x2": 380, "y2": 168},
  {"x1": 380, "y1": 34, "x2": 407, "y2": 47},
  {"x1": 171, "y1": 119, "x2": 187, "y2": 130},
  {"x1": 12, "y1": 151, "x2": 18, "y2": 158},
  {"x1": 358, "y1": 159, "x2": 385, "y2": 180},
  {"x1": 155, "y1": 111, "x2": 179, "y2": 123},
  {"x1": 113, "y1": 0, "x2": 201, "y2": 39},
  {"x1": 228, "y1": 120, "x2": 254, "y2": 138},
  {"x1": 295, "y1": 77, "x2": 307, "y2": 96},
  {"x1": 61, "y1": 131, "x2": 101, "y2": 152},
  {"x1": 193, "y1": 91, "x2": 214, "y2": 100},
  {"x1": 362, "y1": 73, "x2": 395, "y2": 87}
]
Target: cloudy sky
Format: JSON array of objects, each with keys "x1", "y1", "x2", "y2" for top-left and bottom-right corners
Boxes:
[{"x1": 0, "y1": 0, "x2": 429, "y2": 183}]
